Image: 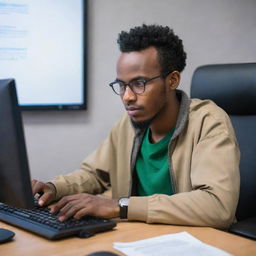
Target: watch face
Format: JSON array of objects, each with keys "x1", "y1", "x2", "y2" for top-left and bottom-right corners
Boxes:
[{"x1": 119, "y1": 197, "x2": 129, "y2": 207}]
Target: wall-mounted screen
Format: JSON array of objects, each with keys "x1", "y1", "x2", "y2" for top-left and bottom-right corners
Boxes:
[{"x1": 0, "y1": 0, "x2": 87, "y2": 110}]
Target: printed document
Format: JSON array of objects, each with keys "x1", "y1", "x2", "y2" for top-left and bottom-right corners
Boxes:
[{"x1": 113, "y1": 231, "x2": 233, "y2": 256}]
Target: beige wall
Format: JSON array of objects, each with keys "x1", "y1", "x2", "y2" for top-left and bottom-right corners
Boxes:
[{"x1": 23, "y1": 0, "x2": 256, "y2": 181}]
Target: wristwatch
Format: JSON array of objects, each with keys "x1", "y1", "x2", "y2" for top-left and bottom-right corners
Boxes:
[{"x1": 118, "y1": 197, "x2": 129, "y2": 219}]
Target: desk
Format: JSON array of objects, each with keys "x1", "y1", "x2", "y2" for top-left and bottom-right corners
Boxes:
[{"x1": 0, "y1": 221, "x2": 255, "y2": 256}]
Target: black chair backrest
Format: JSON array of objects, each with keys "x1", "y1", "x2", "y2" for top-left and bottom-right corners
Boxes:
[{"x1": 190, "y1": 63, "x2": 256, "y2": 221}]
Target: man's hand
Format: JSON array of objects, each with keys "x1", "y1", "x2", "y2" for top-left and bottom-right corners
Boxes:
[
  {"x1": 31, "y1": 179, "x2": 56, "y2": 206},
  {"x1": 49, "y1": 194, "x2": 119, "y2": 222}
]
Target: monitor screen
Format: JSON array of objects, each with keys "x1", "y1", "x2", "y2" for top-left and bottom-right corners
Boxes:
[
  {"x1": 0, "y1": 0, "x2": 87, "y2": 110},
  {"x1": 0, "y1": 79, "x2": 34, "y2": 209}
]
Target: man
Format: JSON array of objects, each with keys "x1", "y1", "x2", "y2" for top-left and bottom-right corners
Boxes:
[{"x1": 32, "y1": 24, "x2": 240, "y2": 229}]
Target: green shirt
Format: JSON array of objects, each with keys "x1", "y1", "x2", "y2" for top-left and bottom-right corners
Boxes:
[{"x1": 136, "y1": 127, "x2": 175, "y2": 196}]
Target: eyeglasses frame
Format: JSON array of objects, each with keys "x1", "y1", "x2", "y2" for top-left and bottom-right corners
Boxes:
[{"x1": 109, "y1": 71, "x2": 171, "y2": 95}]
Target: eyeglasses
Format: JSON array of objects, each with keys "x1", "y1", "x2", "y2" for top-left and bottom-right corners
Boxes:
[{"x1": 109, "y1": 72, "x2": 170, "y2": 95}]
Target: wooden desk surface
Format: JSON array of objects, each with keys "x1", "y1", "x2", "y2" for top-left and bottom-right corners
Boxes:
[{"x1": 0, "y1": 221, "x2": 255, "y2": 256}]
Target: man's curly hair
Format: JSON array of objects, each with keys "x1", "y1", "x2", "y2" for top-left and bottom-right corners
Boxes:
[{"x1": 117, "y1": 24, "x2": 187, "y2": 73}]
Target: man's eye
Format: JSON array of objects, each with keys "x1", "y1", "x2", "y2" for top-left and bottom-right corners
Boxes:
[{"x1": 131, "y1": 80, "x2": 145, "y2": 87}]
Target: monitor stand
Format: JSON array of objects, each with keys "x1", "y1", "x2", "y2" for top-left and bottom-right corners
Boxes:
[{"x1": 0, "y1": 228, "x2": 15, "y2": 243}]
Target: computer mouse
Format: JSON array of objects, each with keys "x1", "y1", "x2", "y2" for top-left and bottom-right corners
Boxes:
[
  {"x1": 86, "y1": 251, "x2": 119, "y2": 256},
  {"x1": 0, "y1": 228, "x2": 15, "y2": 243}
]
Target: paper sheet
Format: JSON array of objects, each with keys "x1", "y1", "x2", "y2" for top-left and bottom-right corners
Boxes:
[{"x1": 113, "y1": 231, "x2": 233, "y2": 256}]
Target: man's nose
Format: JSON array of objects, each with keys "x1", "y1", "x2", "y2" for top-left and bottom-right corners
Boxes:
[{"x1": 122, "y1": 85, "x2": 137, "y2": 103}]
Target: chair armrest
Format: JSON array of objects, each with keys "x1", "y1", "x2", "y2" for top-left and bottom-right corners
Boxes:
[{"x1": 229, "y1": 216, "x2": 256, "y2": 240}]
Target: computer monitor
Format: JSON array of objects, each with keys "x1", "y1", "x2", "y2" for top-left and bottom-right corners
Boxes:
[
  {"x1": 0, "y1": 79, "x2": 34, "y2": 209},
  {"x1": 0, "y1": 0, "x2": 87, "y2": 111}
]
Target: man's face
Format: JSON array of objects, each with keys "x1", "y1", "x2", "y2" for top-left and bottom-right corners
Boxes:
[{"x1": 116, "y1": 47, "x2": 169, "y2": 127}]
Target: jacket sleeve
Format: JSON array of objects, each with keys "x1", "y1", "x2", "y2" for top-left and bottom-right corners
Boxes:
[
  {"x1": 127, "y1": 108, "x2": 240, "y2": 230},
  {"x1": 50, "y1": 126, "x2": 118, "y2": 201}
]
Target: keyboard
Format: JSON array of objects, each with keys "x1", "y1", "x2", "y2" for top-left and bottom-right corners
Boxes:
[{"x1": 0, "y1": 202, "x2": 116, "y2": 240}]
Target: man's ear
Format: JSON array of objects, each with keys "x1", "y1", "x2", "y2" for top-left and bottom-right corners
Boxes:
[{"x1": 167, "y1": 71, "x2": 181, "y2": 90}]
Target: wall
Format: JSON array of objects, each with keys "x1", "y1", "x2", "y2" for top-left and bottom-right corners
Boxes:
[{"x1": 23, "y1": 0, "x2": 256, "y2": 181}]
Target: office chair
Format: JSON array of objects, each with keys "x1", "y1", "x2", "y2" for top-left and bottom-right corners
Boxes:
[{"x1": 190, "y1": 63, "x2": 256, "y2": 240}]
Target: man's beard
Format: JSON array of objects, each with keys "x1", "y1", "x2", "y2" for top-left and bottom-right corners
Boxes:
[
  {"x1": 128, "y1": 88, "x2": 168, "y2": 130},
  {"x1": 130, "y1": 116, "x2": 154, "y2": 129}
]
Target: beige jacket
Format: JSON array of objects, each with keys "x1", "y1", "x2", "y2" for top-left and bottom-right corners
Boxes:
[{"x1": 51, "y1": 90, "x2": 240, "y2": 229}]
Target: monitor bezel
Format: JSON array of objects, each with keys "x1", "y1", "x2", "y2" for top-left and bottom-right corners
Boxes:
[{"x1": 0, "y1": 79, "x2": 34, "y2": 209}]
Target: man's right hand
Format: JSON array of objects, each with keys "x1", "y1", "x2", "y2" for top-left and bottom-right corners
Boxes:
[{"x1": 31, "y1": 179, "x2": 56, "y2": 206}]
